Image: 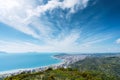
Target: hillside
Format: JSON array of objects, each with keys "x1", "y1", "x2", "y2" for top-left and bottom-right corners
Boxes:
[
  {"x1": 70, "y1": 56, "x2": 120, "y2": 80},
  {"x1": 4, "y1": 68, "x2": 116, "y2": 80}
]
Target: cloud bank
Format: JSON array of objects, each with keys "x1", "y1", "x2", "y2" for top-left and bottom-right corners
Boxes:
[{"x1": 0, "y1": 0, "x2": 89, "y2": 39}]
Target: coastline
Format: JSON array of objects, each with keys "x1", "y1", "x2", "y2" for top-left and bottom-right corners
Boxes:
[
  {"x1": 0, "y1": 55, "x2": 65, "y2": 78},
  {"x1": 0, "y1": 54, "x2": 87, "y2": 79}
]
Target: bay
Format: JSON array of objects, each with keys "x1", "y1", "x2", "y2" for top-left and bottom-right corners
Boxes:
[{"x1": 0, "y1": 53, "x2": 61, "y2": 72}]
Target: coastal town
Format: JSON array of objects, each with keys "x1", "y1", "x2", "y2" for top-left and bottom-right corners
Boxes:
[{"x1": 0, "y1": 54, "x2": 87, "y2": 79}]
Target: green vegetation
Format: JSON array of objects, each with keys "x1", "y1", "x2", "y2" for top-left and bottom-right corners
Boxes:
[
  {"x1": 4, "y1": 56, "x2": 120, "y2": 80},
  {"x1": 4, "y1": 68, "x2": 116, "y2": 80},
  {"x1": 70, "y1": 57, "x2": 120, "y2": 80}
]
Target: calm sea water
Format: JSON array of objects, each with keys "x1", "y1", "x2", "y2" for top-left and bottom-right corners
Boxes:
[{"x1": 0, "y1": 53, "x2": 61, "y2": 72}]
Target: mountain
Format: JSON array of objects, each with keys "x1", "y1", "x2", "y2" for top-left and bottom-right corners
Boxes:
[{"x1": 0, "y1": 51, "x2": 7, "y2": 54}]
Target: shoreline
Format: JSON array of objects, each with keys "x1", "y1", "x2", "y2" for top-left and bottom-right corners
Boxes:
[
  {"x1": 0, "y1": 55, "x2": 66, "y2": 78},
  {"x1": 0, "y1": 54, "x2": 87, "y2": 78},
  {"x1": 0, "y1": 59, "x2": 65, "y2": 74}
]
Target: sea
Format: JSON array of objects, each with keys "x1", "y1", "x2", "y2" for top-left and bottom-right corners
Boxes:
[{"x1": 0, "y1": 53, "x2": 61, "y2": 72}]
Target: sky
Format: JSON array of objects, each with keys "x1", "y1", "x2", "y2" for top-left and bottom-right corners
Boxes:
[{"x1": 0, "y1": 0, "x2": 120, "y2": 53}]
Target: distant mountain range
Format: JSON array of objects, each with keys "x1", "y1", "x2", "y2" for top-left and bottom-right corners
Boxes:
[
  {"x1": 0, "y1": 51, "x2": 7, "y2": 54},
  {"x1": 55, "y1": 53, "x2": 120, "y2": 57}
]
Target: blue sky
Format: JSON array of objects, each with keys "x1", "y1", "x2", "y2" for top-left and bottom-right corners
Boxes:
[{"x1": 0, "y1": 0, "x2": 120, "y2": 53}]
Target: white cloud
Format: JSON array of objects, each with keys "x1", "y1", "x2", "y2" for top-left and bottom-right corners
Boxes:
[
  {"x1": 0, "y1": 0, "x2": 40, "y2": 39},
  {"x1": 0, "y1": 0, "x2": 19, "y2": 9},
  {"x1": 0, "y1": 31, "x2": 80, "y2": 53},
  {"x1": 0, "y1": 0, "x2": 89, "y2": 40},
  {"x1": 0, "y1": 0, "x2": 112, "y2": 53},
  {"x1": 1, "y1": 0, "x2": 113, "y2": 53},
  {"x1": 0, "y1": 40, "x2": 54, "y2": 53},
  {"x1": 116, "y1": 38, "x2": 120, "y2": 44},
  {"x1": 62, "y1": 0, "x2": 89, "y2": 13},
  {"x1": 34, "y1": 0, "x2": 89, "y2": 16},
  {"x1": 0, "y1": 33, "x2": 111, "y2": 53},
  {"x1": 0, "y1": 38, "x2": 116, "y2": 53}
]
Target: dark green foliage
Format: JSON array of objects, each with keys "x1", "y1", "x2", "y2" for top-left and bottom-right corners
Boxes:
[
  {"x1": 70, "y1": 57, "x2": 120, "y2": 80},
  {"x1": 46, "y1": 67, "x2": 53, "y2": 71},
  {"x1": 4, "y1": 68, "x2": 115, "y2": 80}
]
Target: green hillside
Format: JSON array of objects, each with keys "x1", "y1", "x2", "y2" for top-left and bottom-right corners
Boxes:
[{"x1": 70, "y1": 56, "x2": 120, "y2": 80}]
